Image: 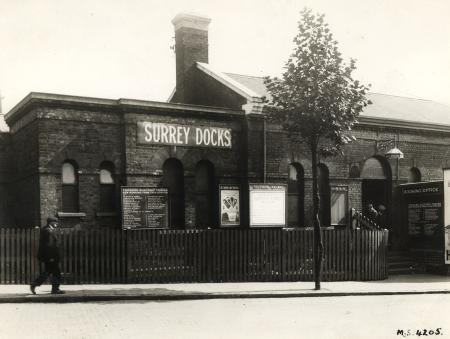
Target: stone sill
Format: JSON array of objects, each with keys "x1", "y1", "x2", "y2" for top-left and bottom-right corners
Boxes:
[
  {"x1": 96, "y1": 212, "x2": 118, "y2": 217},
  {"x1": 57, "y1": 212, "x2": 87, "y2": 218}
]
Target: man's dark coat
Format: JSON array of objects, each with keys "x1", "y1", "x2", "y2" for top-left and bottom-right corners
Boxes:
[{"x1": 37, "y1": 226, "x2": 60, "y2": 263}]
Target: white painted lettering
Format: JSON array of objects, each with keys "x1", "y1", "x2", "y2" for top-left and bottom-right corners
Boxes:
[
  {"x1": 196, "y1": 128, "x2": 203, "y2": 145},
  {"x1": 217, "y1": 129, "x2": 224, "y2": 146},
  {"x1": 161, "y1": 125, "x2": 169, "y2": 143},
  {"x1": 183, "y1": 127, "x2": 190, "y2": 144},
  {"x1": 210, "y1": 129, "x2": 217, "y2": 146},
  {"x1": 144, "y1": 122, "x2": 152, "y2": 142},
  {"x1": 169, "y1": 125, "x2": 177, "y2": 144},
  {"x1": 224, "y1": 130, "x2": 231, "y2": 147},
  {"x1": 203, "y1": 129, "x2": 211, "y2": 145},
  {"x1": 176, "y1": 126, "x2": 184, "y2": 144},
  {"x1": 153, "y1": 123, "x2": 160, "y2": 142}
]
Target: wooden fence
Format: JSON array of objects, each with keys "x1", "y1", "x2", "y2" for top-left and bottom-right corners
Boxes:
[{"x1": 0, "y1": 228, "x2": 388, "y2": 284}]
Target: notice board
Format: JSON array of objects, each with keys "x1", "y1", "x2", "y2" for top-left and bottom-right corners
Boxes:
[
  {"x1": 249, "y1": 184, "x2": 286, "y2": 227},
  {"x1": 121, "y1": 187, "x2": 169, "y2": 230},
  {"x1": 443, "y1": 169, "x2": 450, "y2": 264},
  {"x1": 401, "y1": 181, "x2": 444, "y2": 251}
]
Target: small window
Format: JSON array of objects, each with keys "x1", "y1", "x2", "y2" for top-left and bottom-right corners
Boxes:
[
  {"x1": 331, "y1": 187, "x2": 348, "y2": 225},
  {"x1": 408, "y1": 167, "x2": 421, "y2": 183},
  {"x1": 99, "y1": 162, "x2": 116, "y2": 212},
  {"x1": 62, "y1": 161, "x2": 79, "y2": 212}
]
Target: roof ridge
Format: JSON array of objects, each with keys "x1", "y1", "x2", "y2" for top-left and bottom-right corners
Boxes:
[
  {"x1": 367, "y1": 92, "x2": 437, "y2": 103},
  {"x1": 224, "y1": 72, "x2": 266, "y2": 80}
]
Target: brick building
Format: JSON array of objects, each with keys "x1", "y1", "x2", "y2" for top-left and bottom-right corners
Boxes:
[{"x1": 1, "y1": 12, "x2": 450, "y2": 258}]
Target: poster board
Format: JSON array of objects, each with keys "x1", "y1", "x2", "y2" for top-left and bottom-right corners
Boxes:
[
  {"x1": 249, "y1": 184, "x2": 286, "y2": 227},
  {"x1": 121, "y1": 187, "x2": 169, "y2": 230},
  {"x1": 401, "y1": 181, "x2": 444, "y2": 251},
  {"x1": 219, "y1": 185, "x2": 240, "y2": 227},
  {"x1": 443, "y1": 169, "x2": 450, "y2": 264}
]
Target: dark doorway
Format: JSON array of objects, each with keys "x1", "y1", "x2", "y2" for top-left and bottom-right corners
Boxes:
[
  {"x1": 163, "y1": 158, "x2": 185, "y2": 229},
  {"x1": 287, "y1": 163, "x2": 305, "y2": 227},
  {"x1": 362, "y1": 179, "x2": 389, "y2": 214},
  {"x1": 361, "y1": 157, "x2": 391, "y2": 228},
  {"x1": 318, "y1": 164, "x2": 331, "y2": 227},
  {"x1": 195, "y1": 160, "x2": 216, "y2": 228}
]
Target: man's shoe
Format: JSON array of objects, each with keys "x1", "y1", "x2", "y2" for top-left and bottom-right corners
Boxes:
[
  {"x1": 30, "y1": 285, "x2": 36, "y2": 295},
  {"x1": 51, "y1": 290, "x2": 65, "y2": 295}
]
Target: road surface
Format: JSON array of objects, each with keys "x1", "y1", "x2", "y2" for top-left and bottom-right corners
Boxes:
[{"x1": 0, "y1": 294, "x2": 449, "y2": 339}]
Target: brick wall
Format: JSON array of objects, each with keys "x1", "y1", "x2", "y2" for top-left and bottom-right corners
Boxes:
[
  {"x1": 171, "y1": 67, "x2": 248, "y2": 111},
  {"x1": 5, "y1": 94, "x2": 450, "y2": 234},
  {"x1": 0, "y1": 132, "x2": 13, "y2": 226},
  {"x1": 123, "y1": 109, "x2": 246, "y2": 228},
  {"x1": 8, "y1": 116, "x2": 40, "y2": 226},
  {"x1": 37, "y1": 107, "x2": 123, "y2": 228}
]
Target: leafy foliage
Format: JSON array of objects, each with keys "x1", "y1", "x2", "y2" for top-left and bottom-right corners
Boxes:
[{"x1": 264, "y1": 8, "x2": 371, "y2": 156}]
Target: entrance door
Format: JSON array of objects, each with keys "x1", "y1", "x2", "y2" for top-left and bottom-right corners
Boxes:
[
  {"x1": 362, "y1": 179, "x2": 389, "y2": 215},
  {"x1": 361, "y1": 157, "x2": 391, "y2": 230}
]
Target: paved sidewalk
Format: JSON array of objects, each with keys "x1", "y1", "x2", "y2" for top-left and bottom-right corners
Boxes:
[{"x1": 0, "y1": 274, "x2": 449, "y2": 303}]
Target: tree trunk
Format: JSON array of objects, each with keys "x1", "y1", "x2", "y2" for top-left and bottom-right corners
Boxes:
[{"x1": 311, "y1": 147, "x2": 324, "y2": 290}]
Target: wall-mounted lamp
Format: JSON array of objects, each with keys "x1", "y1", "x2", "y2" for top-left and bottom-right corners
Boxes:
[{"x1": 385, "y1": 146, "x2": 404, "y2": 160}]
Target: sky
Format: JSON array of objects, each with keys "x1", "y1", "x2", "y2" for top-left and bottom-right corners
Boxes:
[{"x1": 1, "y1": 0, "x2": 449, "y2": 116}]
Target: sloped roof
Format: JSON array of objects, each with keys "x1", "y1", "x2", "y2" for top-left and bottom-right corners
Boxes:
[
  {"x1": 224, "y1": 73, "x2": 273, "y2": 102},
  {"x1": 0, "y1": 115, "x2": 8, "y2": 132},
  {"x1": 223, "y1": 71, "x2": 450, "y2": 128}
]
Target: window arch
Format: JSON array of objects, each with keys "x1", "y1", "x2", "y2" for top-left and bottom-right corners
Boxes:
[
  {"x1": 287, "y1": 163, "x2": 305, "y2": 227},
  {"x1": 163, "y1": 158, "x2": 185, "y2": 229},
  {"x1": 99, "y1": 161, "x2": 116, "y2": 212},
  {"x1": 62, "y1": 160, "x2": 79, "y2": 212},
  {"x1": 318, "y1": 164, "x2": 331, "y2": 226},
  {"x1": 195, "y1": 160, "x2": 216, "y2": 228},
  {"x1": 408, "y1": 167, "x2": 421, "y2": 183},
  {"x1": 349, "y1": 165, "x2": 360, "y2": 178}
]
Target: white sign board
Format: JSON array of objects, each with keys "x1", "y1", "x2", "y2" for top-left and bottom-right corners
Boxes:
[
  {"x1": 443, "y1": 169, "x2": 450, "y2": 264},
  {"x1": 249, "y1": 184, "x2": 286, "y2": 227}
]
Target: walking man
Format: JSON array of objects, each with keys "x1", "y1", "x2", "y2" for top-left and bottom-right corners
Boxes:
[{"x1": 30, "y1": 216, "x2": 65, "y2": 294}]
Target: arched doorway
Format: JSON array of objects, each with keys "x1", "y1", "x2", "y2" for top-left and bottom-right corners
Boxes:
[
  {"x1": 318, "y1": 164, "x2": 331, "y2": 227},
  {"x1": 360, "y1": 157, "x2": 391, "y2": 221},
  {"x1": 163, "y1": 158, "x2": 185, "y2": 229},
  {"x1": 195, "y1": 160, "x2": 216, "y2": 228},
  {"x1": 287, "y1": 163, "x2": 305, "y2": 227}
]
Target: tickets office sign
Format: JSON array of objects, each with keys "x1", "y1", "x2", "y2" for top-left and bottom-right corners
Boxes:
[{"x1": 137, "y1": 122, "x2": 232, "y2": 148}]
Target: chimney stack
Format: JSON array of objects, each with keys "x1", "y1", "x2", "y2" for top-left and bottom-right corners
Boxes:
[{"x1": 171, "y1": 13, "x2": 211, "y2": 103}]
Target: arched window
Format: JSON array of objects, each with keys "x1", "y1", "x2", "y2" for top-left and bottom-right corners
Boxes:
[
  {"x1": 408, "y1": 167, "x2": 421, "y2": 183},
  {"x1": 195, "y1": 160, "x2": 216, "y2": 228},
  {"x1": 163, "y1": 158, "x2": 185, "y2": 229},
  {"x1": 62, "y1": 161, "x2": 79, "y2": 212},
  {"x1": 318, "y1": 164, "x2": 331, "y2": 226},
  {"x1": 287, "y1": 163, "x2": 304, "y2": 227},
  {"x1": 99, "y1": 161, "x2": 116, "y2": 212},
  {"x1": 349, "y1": 165, "x2": 360, "y2": 178}
]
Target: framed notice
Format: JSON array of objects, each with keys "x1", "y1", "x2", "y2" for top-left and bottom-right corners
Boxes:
[
  {"x1": 121, "y1": 187, "x2": 169, "y2": 230},
  {"x1": 249, "y1": 184, "x2": 286, "y2": 227},
  {"x1": 219, "y1": 185, "x2": 240, "y2": 227},
  {"x1": 443, "y1": 169, "x2": 450, "y2": 264}
]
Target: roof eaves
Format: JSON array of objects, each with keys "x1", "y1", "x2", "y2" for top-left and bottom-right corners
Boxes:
[{"x1": 358, "y1": 115, "x2": 450, "y2": 133}]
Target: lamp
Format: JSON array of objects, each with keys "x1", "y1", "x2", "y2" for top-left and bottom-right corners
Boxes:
[
  {"x1": 385, "y1": 146, "x2": 404, "y2": 160},
  {"x1": 384, "y1": 137, "x2": 403, "y2": 180}
]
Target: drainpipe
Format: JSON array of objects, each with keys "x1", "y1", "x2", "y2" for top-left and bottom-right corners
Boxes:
[{"x1": 263, "y1": 117, "x2": 267, "y2": 183}]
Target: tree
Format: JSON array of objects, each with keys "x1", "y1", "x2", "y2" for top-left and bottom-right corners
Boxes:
[{"x1": 264, "y1": 8, "x2": 371, "y2": 290}]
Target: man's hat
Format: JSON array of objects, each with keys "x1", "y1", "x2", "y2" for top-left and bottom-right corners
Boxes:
[{"x1": 47, "y1": 216, "x2": 59, "y2": 224}]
